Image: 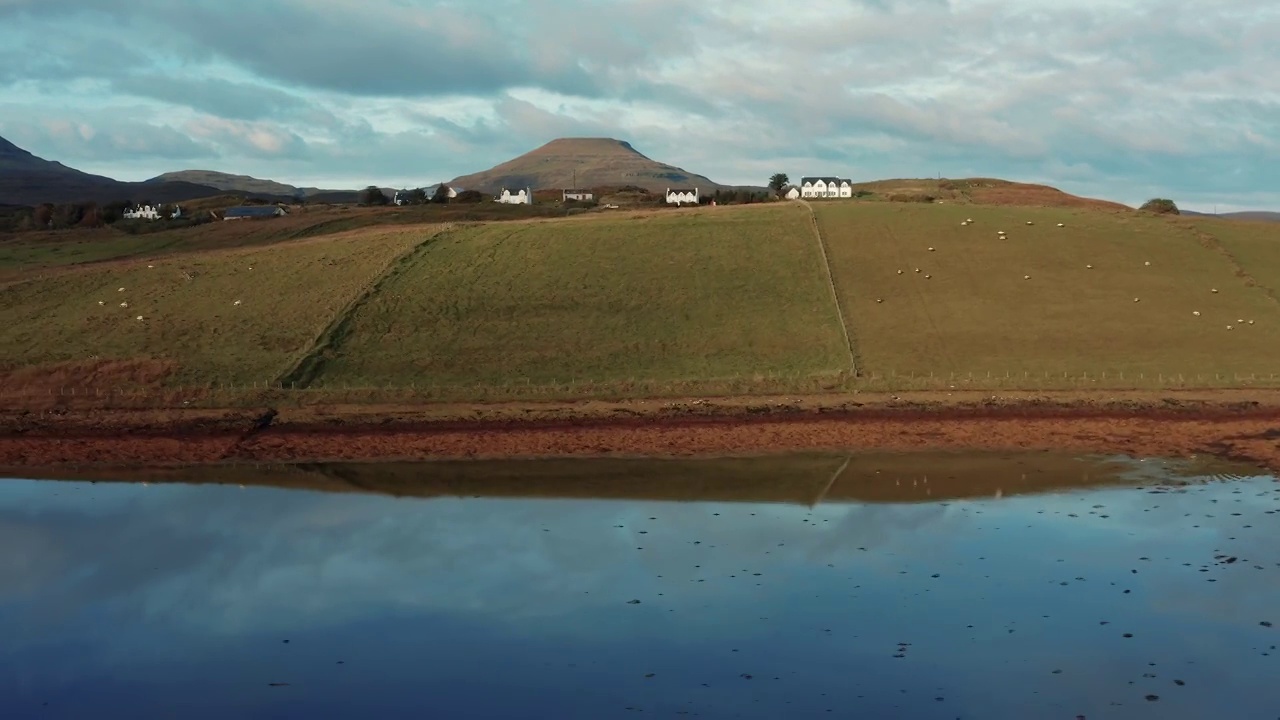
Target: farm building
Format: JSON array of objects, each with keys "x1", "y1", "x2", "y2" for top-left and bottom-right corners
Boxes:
[
  {"x1": 562, "y1": 188, "x2": 594, "y2": 201},
  {"x1": 665, "y1": 188, "x2": 699, "y2": 205},
  {"x1": 800, "y1": 177, "x2": 853, "y2": 198},
  {"x1": 782, "y1": 186, "x2": 801, "y2": 200},
  {"x1": 223, "y1": 206, "x2": 287, "y2": 221},
  {"x1": 498, "y1": 187, "x2": 532, "y2": 205},
  {"x1": 123, "y1": 204, "x2": 181, "y2": 220}
]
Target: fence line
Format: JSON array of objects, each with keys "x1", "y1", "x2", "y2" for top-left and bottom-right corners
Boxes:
[{"x1": 6, "y1": 369, "x2": 1280, "y2": 409}]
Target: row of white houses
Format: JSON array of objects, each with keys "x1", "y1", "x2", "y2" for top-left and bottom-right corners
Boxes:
[
  {"x1": 122, "y1": 204, "x2": 183, "y2": 220},
  {"x1": 784, "y1": 177, "x2": 855, "y2": 200}
]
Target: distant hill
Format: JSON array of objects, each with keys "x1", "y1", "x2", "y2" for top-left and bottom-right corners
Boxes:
[
  {"x1": 1183, "y1": 210, "x2": 1280, "y2": 223},
  {"x1": 448, "y1": 137, "x2": 723, "y2": 194},
  {"x1": 147, "y1": 170, "x2": 359, "y2": 201},
  {"x1": 0, "y1": 135, "x2": 229, "y2": 206}
]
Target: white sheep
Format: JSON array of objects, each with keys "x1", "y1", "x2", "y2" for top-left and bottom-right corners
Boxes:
[
  {"x1": 233, "y1": 300, "x2": 242, "y2": 306},
  {"x1": 1026, "y1": 221, "x2": 1033, "y2": 225},
  {"x1": 1227, "y1": 325, "x2": 1234, "y2": 330},
  {"x1": 966, "y1": 218, "x2": 974, "y2": 223},
  {"x1": 1057, "y1": 223, "x2": 1065, "y2": 227},
  {"x1": 897, "y1": 270, "x2": 904, "y2": 275},
  {"x1": 915, "y1": 268, "x2": 921, "y2": 273},
  {"x1": 1193, "y1": 311, "x2": 1201, "y2": 316},
  {"x1": 1144, "y1": 261, "x2": 1151, "y2": 266},
  {"x1": 136, "y1": 316, "x2": 144, "y2": 321},
  {"x1": 1211, "y1": 288, "x2": 1219, "y2": 293},
  {"x1": 928, "y1": 247, "x2": 935, "y2": 252},
  {"x1": 97, "y1": 301, "x2": 105, "y2": 305},
  {"x1": 1086, "y1": 264, "x2": 1093, "y2": 269},
  {"x1": 876, "y1": 298, "x2": 884, "y2": 303},
  {"x1": 118, "y1": 287, "x2": 125, "y2": 292},
  {"x1": 924, "y1": 274, "x2": 932, "y2": 279},
  {"x1": 1024, "y1": 275, "x2": 1031, "y2": 280},
  {"x1": 1133, "y1": 298, "x2": 1140, "y2": 303},
  {"x1": 1248, "y1": 320, "x2": 1255, "y2": 325},
  {"x1": 120, "y1": 302, "x2": 128, "y2": 308}
]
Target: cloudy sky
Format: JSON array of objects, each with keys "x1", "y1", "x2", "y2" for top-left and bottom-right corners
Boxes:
[{"x1": 0, "y1": 0, "x2": 1276, "y2": 210}]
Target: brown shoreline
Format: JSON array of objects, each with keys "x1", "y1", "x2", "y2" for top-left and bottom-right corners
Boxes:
[{"x1": 2, "y1": 390, "x2": 1279, "y2": 472}]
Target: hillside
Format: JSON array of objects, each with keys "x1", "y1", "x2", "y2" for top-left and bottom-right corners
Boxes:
[
  {"x1": 0, "y1": 135, "x2": 232, "y2": 206},
  {"x1": 147, "y1": 170, "x2": 357, "y2": 201},
  {"x1": 448, "y1": 137, "x2": 723, "y2": 194}
]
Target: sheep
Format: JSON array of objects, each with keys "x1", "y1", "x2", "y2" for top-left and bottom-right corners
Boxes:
[
  {"x1": 1211, "y1": 288, "x2": 1219, "y2": 294},
  {"x1": 118, "y1": 287, "x2": 125, "y2": 292},
  {"x1": 966, "y1": 218, "x2": 974, "y2": 223},
  {"x1": 1237, "y1": 318, "x2": 1244, "y2": 324},
  {"x1": 924, "y1": 274, "x2": 932, "y2": 279},
  {"x1": 136, "y1": 316, "x2": 144, "y2": 321},
  {"x1": 1249, "y1": 320, "x2": 1255, "y2": 325},
  {"x1": 97, "y1": 301, "x2": 105, "y2": 306},
  {"x1": 1086, "y1": 264, "x2": 1093, "y2": 269},
  {"x1": 120, "y1": 302, "x2": 129, "y2": 308},
  {"x1": 1057, "y1": 223, "x2": 1065, "y2": 227},
  {"x1": 1024, "y1": 275, "x2": 1031, "y2": 280},
  {"x1": 147, "y1": 265, "x2": 154, "y2": 269},
  {"x1": 1227, "y1": 325, "x2": 1234, "y2": 330},
  {"x1": 1026, "y1": 221, "x2": 1033, "y2": 225},
  {"x1": 1133, "y1": 298, "x2": 1140, "y2": 303},
  {"x1": 1144, "y1": 261, "x2": 1151, "y2": 266},
  {"x1": 928, "y1": 247, "x2": 935, "y2": 252},
  {"x1": 897, "y1": 270, "x2": 904, "y2": 275},
  {"x1": 1193, "y1": 311, "x2": 1201, "y2": 316},
  {"x1": 915, "y1": 268, "x2": 921, "y2": 273},
  {"x1": 233, "y1": 300, "x2": 242, "y2": 306},
  {"x1": 876, "y1": 298, "x2": 884, "y2": 303}
]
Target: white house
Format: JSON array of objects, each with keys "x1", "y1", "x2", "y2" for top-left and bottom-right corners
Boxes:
[
  {"x1": 497, "y1": 187, "x2": 532, "y2": 205},
  {"x1": 123, "y1": 204, "x2": 180, "y2": 220},
  {"x1": 562, "y1": 188, "x2": 594, "y2": 202},
  {"x1": 665, "y1": 187, "x2": 699, "y2": 205},
  {"x1": 783, "y1": 186, "x2": 801, "y2": 200},
  {"x1": 799, "y1": 177, "x2": 853, "y2": 199}
]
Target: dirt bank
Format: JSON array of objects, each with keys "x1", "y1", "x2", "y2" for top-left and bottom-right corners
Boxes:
[{"x1": 2, "y1": 390, "x2": 1279, "y2": 471}]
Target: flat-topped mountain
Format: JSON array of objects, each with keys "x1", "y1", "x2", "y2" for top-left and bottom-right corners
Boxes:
[{"x1": 448, "y1": 138, "x2": 723, "y2": 193}]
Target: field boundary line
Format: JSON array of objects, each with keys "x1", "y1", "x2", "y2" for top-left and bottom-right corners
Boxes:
[
  {"x1": 798, "y1": 200, "x2": 860, "y2": 376},
  {"x1": 277, "y1": 224, "x2": 455, "y2": 389},
  {"x1": 1187, "y1": 224, "x2": 1280, "y2": 309}
]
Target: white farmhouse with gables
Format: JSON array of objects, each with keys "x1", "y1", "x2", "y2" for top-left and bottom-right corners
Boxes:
[
  {"x1": 123, "y1": 204, "x2": 181, "y2": 220},
  {"x1": 783, "y1": 186, "x2": 801, "y2": 200},
  {"x1": 665, "y1": 187, "x2": 699, "y2": 205},
  {"x1": 562, "y1": 188, "x2": 594, "y2": 201},
  {"x1": 498, "y1": 187, "x2": 532, "y2": 205},
  {"x1": 799, "y1": 177, "x2": 853, "y2": 199}
]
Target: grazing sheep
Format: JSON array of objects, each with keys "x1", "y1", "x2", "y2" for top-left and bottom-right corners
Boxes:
[
  {"x1": 924, "y1": 274, "x2": 932, "y2": 279},
  {"x1": 897, "y1": 270, "x2": 904, "y2": 275},
  {"x1": 1086, "y1": 264, "x2": 1093, "y2": 269},
  {"x1": 120, "y1": 302, "x2": 128, "y2": 308},
  {"x1": 1227, "y1": 325, "x2": 1234, "y2": 330},
  {"x1": 136, "y1": 316, "x2": 144, "y2": 321},
  {"x1": 928, "y1": 247, "x2": 935, "y2": 252},
  {"x1": 1193, "y1": 311, "x2": 1201, "y2": 316},
  {"x1": 233, "y1": 300, "x2": 242, "y2": 306},
  {"x1": 1024, "y1": 275, "x2": 1031, "y2": 280},
  {"x1": 147, "y1": 265, "x2": 154, "y2": 268},
  {"x1": 1057, "y1": 223, "x2": 1065, "y2": 227},
  {"x1": 97, "y1": 301, "x2": 105, "y2": 305},
  {"x1": 1248, "y1": 320, "x2": 1255, "y2": 325},
  {"x1": 966, "y1": 218, "x2": 973, "y2": 223},
  {"x1": 1211, "y1": 288, "x2": 1219, "y2": 293},
  {"x1": 915, "y1": 268, "x2": 921, "y2": 273},
  {"x1": 1144, "y1": 261, "x2": 1151, "y2": 266},
  {"x1": 876, "y1": 298, "x2": 884, "y2": 303},
  {"x1": 1133, "y1": 298, "x2": 1140, "y2": 303},
  {"x1": 118, "y1": 287, "x2": 125, "y2": 292},
  {"x1": 1026, "y1": 221, "x2": 1033, "y2": 225}
]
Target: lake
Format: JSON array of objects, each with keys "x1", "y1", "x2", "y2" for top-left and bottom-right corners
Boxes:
[{"x1": 1, "y1": 452, "x2": 1277, "y2": 719}]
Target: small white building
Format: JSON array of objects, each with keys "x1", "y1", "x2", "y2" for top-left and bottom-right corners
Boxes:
[
  {"x1": 665, "y1": 187, "x2": 699, "y2": 205},
  {"x1": 783, "y1": 186, "x2": 801, "y2": 200},
  {"x1": 799, "y1": 177, "x2": 853, "y2": 199},
  {"x1": 497, "y1": 187, "x2": 532, "y2": 205},
  {"x1": 562, "y1": 188, "x2": 594, "y2": 202},
  {"x1": 123, "y1": 204, "x2": 180, "y2": 220}
]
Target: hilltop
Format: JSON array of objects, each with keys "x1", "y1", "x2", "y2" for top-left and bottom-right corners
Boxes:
[
  {"x1": 0, "y1": 135, "x2": 227, "y2": 206},
  {"x1": 448, "y1": 137, "x2": 723, "y2": 193},
  {"x1": 147, "y1": 170, "x2": 359, "y2": 202}
]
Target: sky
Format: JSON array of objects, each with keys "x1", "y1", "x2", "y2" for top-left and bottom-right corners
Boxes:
[{"x1": 0, "y1": 0, "x2": 1276, "y2": 211}]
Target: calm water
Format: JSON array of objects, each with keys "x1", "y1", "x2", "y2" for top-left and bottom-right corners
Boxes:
[{"x1": 1, "y1": 453, "x2": 1278, "y2": 719}]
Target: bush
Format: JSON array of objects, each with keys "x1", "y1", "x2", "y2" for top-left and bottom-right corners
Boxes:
[
  {"x1": 1140, "y1": 198, "x2": 1180, "y2": 215},
  {"x1": 887, "y1": 193, "x2": 936, "y2": 203},
  {"x1": 454, "y1": 190, "x2": 484, "y2": 204}
]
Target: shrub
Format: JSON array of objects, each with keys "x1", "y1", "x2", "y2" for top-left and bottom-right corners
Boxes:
[{"x1": 1140, "y1": 198, "x2": 1180, "y2": 215}]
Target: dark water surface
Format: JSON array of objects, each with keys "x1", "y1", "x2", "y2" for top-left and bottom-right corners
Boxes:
[{"x1": 2, "y1": 452, "x2": 1278, "y2": 719}]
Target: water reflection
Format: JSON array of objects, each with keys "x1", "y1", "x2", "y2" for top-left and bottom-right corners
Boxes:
[{"x1": 0, "y1": 453, "x2": 1277, "y2": 719}]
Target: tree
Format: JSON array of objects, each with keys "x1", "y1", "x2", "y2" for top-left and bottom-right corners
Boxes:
[
  {"x1": 454, "y1": 189, "x2": 483, "y2": 204},
  {"x1": 430, "y1": 183, "x2": 451, "y2": 204},
  {"x1": 768, "y1": 173, "x2": 790, "y2": 194},
  {"x1": 361, "y1": 186, "x2": 390, "y2": 206},
  {"x1": 408, "y1": 188, "x2": 429, "y2": 205},
  {"x1": 1140, "y1": 198, "x2": 1180, "y2": 215}
]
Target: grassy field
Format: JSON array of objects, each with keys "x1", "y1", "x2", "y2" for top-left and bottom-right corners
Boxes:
[
  {"x1": 0, "y1": 226, "x2": 439, "y2": 386},
  {"x1": 816, "y1": 202, "x2": 1280, "y2": 379},
  {"x1": 1, "y1": 198, "x2": 1278, "y2": 406},
  {"x1": 309, "y1": 204, "x2": 851, "y2": 388}
]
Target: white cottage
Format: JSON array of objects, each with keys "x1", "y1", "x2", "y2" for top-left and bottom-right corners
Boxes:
[
  {"x1": 562, "y1": 188, "x2": 594, "y2": 201},
  {"x1": 665, "y1": 187, "x2": 699, "y2": 205},
  {"x1": 123, "y1": 204, "x2": 180, "y2": 220},
  {"x1": 498, "y1": 187, "x2": 532, "y2": 205},
  {"x1": 783, "y1": 186, "x2": 801, "y2": 200},
  {"x1": 799, "y1": 177, "x2": 853, "y2": 199}
]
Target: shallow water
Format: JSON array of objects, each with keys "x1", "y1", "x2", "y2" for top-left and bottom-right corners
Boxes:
[{"x1": 1, "y1": 453, "x2": 1278, "y2": 719}]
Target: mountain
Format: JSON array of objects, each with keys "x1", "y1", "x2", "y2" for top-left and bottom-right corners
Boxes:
[
  {"x1": 448, "y1": 137, "x2": 723, "y2": 194},
  {"x1": 0, "y1": 135, "x2": 227, "y2": 206},
  {"x1": 1183, "y1": 210, "x2": 1280, "y2": 223},
  {"x1": 147, "y1": 170, "x2": 354, "y2": 200}
]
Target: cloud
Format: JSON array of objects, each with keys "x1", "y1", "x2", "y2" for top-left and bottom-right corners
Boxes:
[{"x1": 0, "y1": 0, "x2": 1275, "y2": 208}]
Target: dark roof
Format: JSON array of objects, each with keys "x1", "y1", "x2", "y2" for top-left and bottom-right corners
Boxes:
[
  {"x1": 225, "y1": 206, "x2": 284, "y2": 218},
  {"x1": 800, "y1": 177, "x2": 850, "y2": 185},
  {"x1": 562, "y1": 188, "x2": 593, "y2": 194},
  {"x1": 667, "y1": 188, "x2": 698, "y2": 193}
]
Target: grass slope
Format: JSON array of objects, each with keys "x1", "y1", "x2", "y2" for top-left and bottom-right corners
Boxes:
[
  {"x1": 0, "y1": 228, "x2": 437, "y2": 386},
  {"x1": 817, "y1": 203, "x2": 1280, "y2": 380},
  {"x1": 314, "y1": 205, "x2": 850, "y2": 390}
]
